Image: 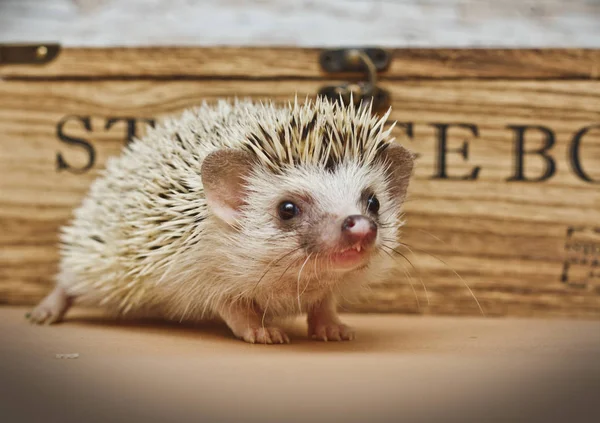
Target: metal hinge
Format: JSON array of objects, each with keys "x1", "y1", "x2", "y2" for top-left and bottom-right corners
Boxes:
[
  {"x1": 0, "y1": 43, "x2": 61, "y2": 65},
  {"x1": 318, "y1": 48, "x2": 392, "y2": 112}
]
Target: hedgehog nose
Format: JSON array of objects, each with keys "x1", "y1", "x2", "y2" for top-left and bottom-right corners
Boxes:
[{"x1": 341, "y1": 215, "x2": 377, "y2": 246}]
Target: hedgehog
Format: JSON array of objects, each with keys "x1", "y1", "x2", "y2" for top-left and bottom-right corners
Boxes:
[{"x1": 27, "y1": 96, "x2": 415, "y2": 344}]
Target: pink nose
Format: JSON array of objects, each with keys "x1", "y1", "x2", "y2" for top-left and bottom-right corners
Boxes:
[{"x1": 341, "y1": 215, "x2": 377, "y2": 246}]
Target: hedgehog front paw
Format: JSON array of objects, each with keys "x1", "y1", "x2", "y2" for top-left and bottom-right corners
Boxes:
[
  {"x1": 219, "y1": 302, "x2": 291, "y2": 345},
  {"x1": 26, "y1": 286, "x2": 72, "y2": 325},
  {"x1": 309, "y1": 322, "x2": 355, "y2": 342},
  {"x1": 239, "y1": 327, "x2": 290, "y2": 344}
]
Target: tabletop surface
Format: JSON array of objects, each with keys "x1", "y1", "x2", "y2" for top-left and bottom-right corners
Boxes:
[{"x1": 1, "y1": 306, "x2": 600, "y2": 423}]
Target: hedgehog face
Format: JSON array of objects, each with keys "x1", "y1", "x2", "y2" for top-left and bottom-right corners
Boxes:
[
  {"x1": 201, "y1": 142, "x2": 414, "y2": 288},
  {"x1": 245, "y1": 161, "x2": 397, "y2": 272}
]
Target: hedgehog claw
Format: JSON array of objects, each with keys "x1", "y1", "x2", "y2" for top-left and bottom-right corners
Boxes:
[
  {"x1": 309, "y1": 323, "x2": 354, "y2": 342},
  {"x1": 240, "y1": 327, "x2": 290, "y2": 345},
  {"x1": 240, "y1": 327, "x2": 290, "y2": 344}
]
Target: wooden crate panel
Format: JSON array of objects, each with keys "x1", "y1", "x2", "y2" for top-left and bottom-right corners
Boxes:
[{"x1": 0, "y1": 48, "x2": 599, "y2": 317}]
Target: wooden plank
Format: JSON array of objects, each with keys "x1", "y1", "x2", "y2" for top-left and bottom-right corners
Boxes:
[
  {"x1": 2, "y1": 48, "x2": 600, "y2": 80},
  {"x1": 1, "y1": 77, "x2": 599, "y2": 317}
]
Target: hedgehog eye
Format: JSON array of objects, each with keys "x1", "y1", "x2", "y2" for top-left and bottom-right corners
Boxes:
[
  {"x1": 366, "y1": 195, "x2": 380, "y2": 214},
  {"x1": 278, "y1": 201, "x2": 300, "y2": 220}
]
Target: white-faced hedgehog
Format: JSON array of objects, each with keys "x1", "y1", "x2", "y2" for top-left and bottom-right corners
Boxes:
[{"x1": 28, "y1": 97, "x2": 415, "y2": 344}]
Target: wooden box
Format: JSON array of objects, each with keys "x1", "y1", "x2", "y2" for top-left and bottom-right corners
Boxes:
[{"x1": 1, "y1": 45, "x2": 599, "y2": 318}]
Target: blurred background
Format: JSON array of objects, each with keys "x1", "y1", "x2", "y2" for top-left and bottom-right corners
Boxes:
[{"x1": 1, "y1": 0, "x2": 599, "y2": 47}]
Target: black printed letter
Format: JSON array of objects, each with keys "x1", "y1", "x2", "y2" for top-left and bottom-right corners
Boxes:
[
  {"x1": 430, "y1": 123, "x2": 481, "y2": 180},
  {"x1": 507, "y1": 125, "x2": 556, "y2": 182},
  {"x1": 105, "y1": 117, "x2": 156, "y2": 144},
  {"x1": 56, "y1": 115, "x2": 95, "y2": 173},
  {"x1": 569, "y1": 124, "x2": 600, "y2": 183}
]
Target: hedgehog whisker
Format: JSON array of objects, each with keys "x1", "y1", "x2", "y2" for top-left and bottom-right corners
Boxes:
[
  {"x1": 312, "y1": 252, "x2": 320, "y2": 280},
  {"x1": 402, "y1": 265, "x2": 420, "y2": 311},
  {"x1": 252, "y1": 247, "x2": 303, "y2": 294},
  {"x1": 380, "y1": 238, "x2": 429, "y2": 307},
  {"x1": 378, "y1": 200, "x2": 409, "y2": 217},
  {"x1": 275, "y1": 255, "x2": 303, "y2": 288},
  {"x1": 377, "y1": 204, "x2": 402, "y2": 218},
  {"x1": 261, "y1": 294, "x2": 271, "y2": 332},
  {"x1": 379, "y1": 246, "x2": 394, "y2": 260},
  {"x1": 380, "y1": 241, "x2": 420, "y2": 281},
  {"x1": 300, "y1": 252, "x2": 319, "y2": 297},
  {"x1": 378, "y1": 223, "x2": 401, "y2": 229},
  {"x1": 396, "y1": 241, "x2": 485, "y2": 317},
  {"x1": 267, "y1": 255, "x2": 304, "y2": 313},
  {"x1": 296, "y1": 253, "x2": 312, "y2": 313},
  {"x1": 413, "y1": 228, "x2": 447, "y2": 245},
  {"x1": 380, "y1": 244, "x2": 421, "y2": 310},
  {"x1": 335, "y1": 293, "x2": 351, "y2": 312},
  {"x1": 331, "y1": 284, "x2": 354, "y2": 308},
  {"x1": 394, "y1": 241, "x2": 430, "y2": 306}
]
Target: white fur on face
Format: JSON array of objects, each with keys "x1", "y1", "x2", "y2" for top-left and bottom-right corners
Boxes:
[{"x1": 234, "y1": 158, "x2": 404, "y2": 273}]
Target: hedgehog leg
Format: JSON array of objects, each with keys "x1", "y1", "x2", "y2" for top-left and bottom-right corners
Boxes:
[
  {"x1": 27, "y1": 285, "x2": 74, "y2": 325},
  {"x1": 219, "y1": 302, "x2": 290, "y2": 345},
  {"x1": 307, "y1": 294, "x2": 355, "y2": 342}
]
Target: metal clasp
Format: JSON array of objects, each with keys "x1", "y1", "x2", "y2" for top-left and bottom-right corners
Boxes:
[
  {"x1": 318, "y1": 48, "x2": 391, "y2": 112},
  {"x1": 0, "y1": 43, "x2": 61, "y2": 65}
]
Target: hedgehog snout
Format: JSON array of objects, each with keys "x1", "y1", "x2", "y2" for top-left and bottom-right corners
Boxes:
[{"x1": 340, "y1": 215, "x2": 377, "y2": 249}]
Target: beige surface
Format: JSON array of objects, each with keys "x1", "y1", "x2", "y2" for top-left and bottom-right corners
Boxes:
[{"x1": 1, "y1": 306, "x2": 600, "y2": 423}]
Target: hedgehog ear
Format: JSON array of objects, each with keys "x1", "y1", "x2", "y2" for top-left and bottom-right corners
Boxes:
[
  {"x1": 201, "y1": 149, "x2": 256, "y2": 226},
  {"x1": 377, "y1": 143, "x2": 416, "y2": 200}
]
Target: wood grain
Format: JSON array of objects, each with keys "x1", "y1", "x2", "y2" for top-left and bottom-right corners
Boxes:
[
  {"x1": 2, "y1": 48, "x2": 600, "y2": 80},
  {"x1": 1, "y1": 58, "x2": 599, "y2": 318}
]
